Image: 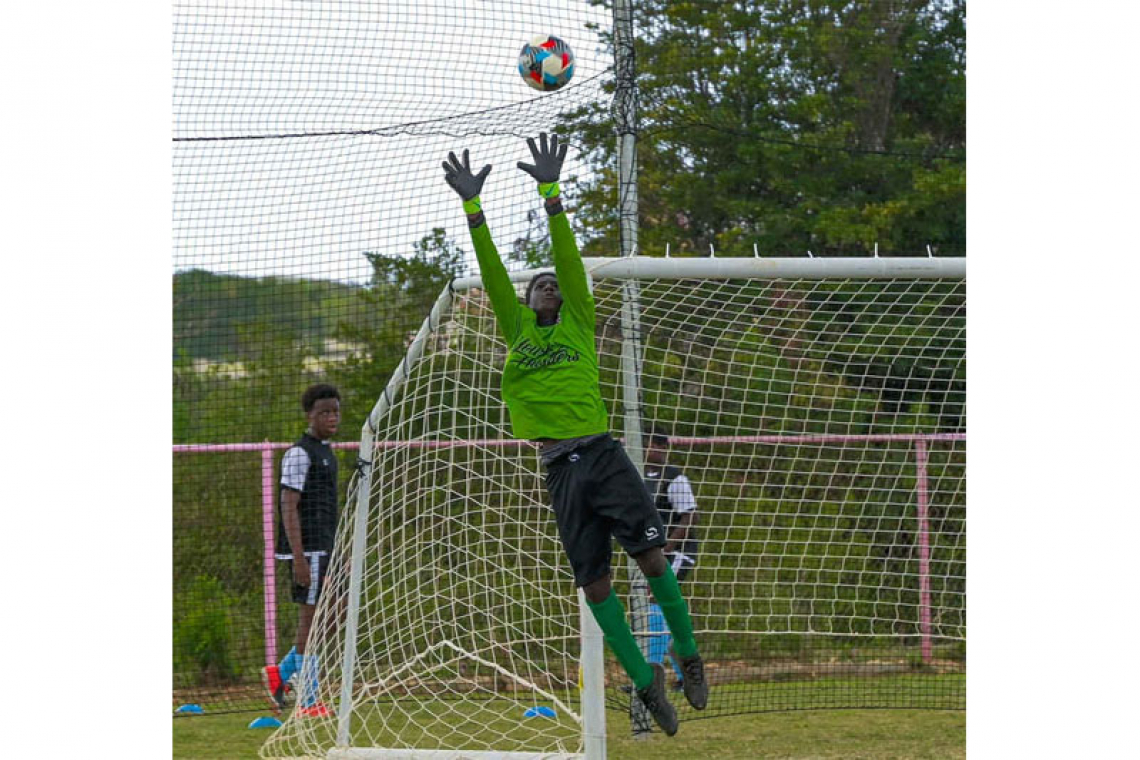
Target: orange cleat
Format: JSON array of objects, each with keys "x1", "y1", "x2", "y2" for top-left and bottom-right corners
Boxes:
[{"x1": 296, "y1": 701, "x2": 332, "y2": 719}]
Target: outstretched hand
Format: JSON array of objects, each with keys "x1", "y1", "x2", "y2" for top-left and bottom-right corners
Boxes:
[
  {"x1": 442, "y1": 149, "x2": 492, "y2": 201},
  {"x1": 517, "y1": 132, "x2": 568, "y2": 185}
]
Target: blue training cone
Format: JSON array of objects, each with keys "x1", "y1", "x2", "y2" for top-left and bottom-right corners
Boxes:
[
  {"x1": 524, "y1": 706, "x2": 556, "y2": 718},
  {"x1": 175, "y1": 704, "x2": 203, "y2": 715},
  {"x1": 248, "y1": 716, "x2": 283, "y2": 729}
]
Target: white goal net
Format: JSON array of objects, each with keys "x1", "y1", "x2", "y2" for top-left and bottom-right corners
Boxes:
[{"x1": 260, "y1": 256, "x2": 965, "y2": 760}]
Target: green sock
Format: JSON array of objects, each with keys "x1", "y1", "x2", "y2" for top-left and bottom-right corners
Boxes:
[
  {"x1": 647, "y1": 564, "x2": 699, "y2": 659},
  {"x1": 587, "y1": 590, "x2": 654, "y2": 690}
]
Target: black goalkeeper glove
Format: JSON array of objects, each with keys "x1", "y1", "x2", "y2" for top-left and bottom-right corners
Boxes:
[
  {"x1": 517, "y1": 132, "x2": 568, "y2": 199},
  {"x1": 442, "y1": 149, "x2": 492, "y2": 214}
]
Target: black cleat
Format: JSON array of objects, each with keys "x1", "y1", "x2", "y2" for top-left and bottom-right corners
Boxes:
[
  {"x1": 677, "y1": 652, "x2": 708, "y2": 710},
  {"x1": 636, "y1": 663, "x2": 679, "y2": 736}
]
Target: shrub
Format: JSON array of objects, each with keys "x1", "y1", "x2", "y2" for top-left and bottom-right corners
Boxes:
[{"x1": 174, "y1": 574, "x2": 239, "y2": 685}]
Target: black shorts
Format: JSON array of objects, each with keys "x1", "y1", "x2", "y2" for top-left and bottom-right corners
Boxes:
[
  {"x1": 288, "y1": 552, "x2": 329, "y2": 606},
  {"x1": 543, "y1": 435, "x2": 667, "y2": 587}
]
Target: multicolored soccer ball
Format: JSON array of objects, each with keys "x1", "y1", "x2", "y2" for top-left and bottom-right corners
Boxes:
[{"x1": 518, "y1": 35, "x2": 575, "y2": 92}]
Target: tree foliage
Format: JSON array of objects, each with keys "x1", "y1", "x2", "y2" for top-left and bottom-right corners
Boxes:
[
  {"x1": 172, "y1": 230, "x2": 465, "y2": 444},
  {"x1": 172, "y1": 269, "x2": 362, "y2": 362},
  {"x1": 569, "y1": 0, "x2": 965, "y2": 258},
  {"x1": 330, "y1": 228, "x2": 465, "y2": 431}
]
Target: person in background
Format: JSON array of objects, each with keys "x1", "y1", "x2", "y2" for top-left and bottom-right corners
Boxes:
[
  {"x1": 643, "y1": 429, "x2": 701, "y2": 691},
  {"x1": 261, "y1": 383, "x2": 341, "y2": 718}
]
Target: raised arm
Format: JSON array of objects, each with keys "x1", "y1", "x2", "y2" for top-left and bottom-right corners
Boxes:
[
  {"x1": 517, "y1": 133, "x2": 593, "y2": 327},
  {"x1": 442, "y1": 149, "x2": 520, "y2": 343}
]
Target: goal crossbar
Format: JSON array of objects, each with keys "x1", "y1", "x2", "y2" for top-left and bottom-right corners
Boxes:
[{"x1": 450, "y1": 256, "x2": 965, "y2": 291}]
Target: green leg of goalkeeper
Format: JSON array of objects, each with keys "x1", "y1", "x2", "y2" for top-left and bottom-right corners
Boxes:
[{"x1": 584, "y1": 548, "x2": 708, "y2": 712}]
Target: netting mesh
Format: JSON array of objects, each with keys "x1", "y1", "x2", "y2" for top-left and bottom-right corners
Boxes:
[
  {"x1": 173, "y1": 0, "x2": 611, "y2": 717},
  {"x1": 172, "y1": 0, "x2": 967, "y2": 739},
  {"x1": 173, "y1": 0, "x2": 611, "y2": 285},
  {"x1": 260, "y1": 272, "x2": 964, "y2": 758}
]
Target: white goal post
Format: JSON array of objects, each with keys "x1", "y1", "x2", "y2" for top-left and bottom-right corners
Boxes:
[{"x1": 261, "y1": 254, "x2": 966, "y2": 760}]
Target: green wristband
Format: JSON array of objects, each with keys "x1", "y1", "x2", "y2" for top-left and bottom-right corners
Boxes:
[
  {"x1": 538, "y1": 182, "x2": 560, "y2": 199},
  {"x1": 462, "y1": 196, "x2": 483, "y2": 215}
]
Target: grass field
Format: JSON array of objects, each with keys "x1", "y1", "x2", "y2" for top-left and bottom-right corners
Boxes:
[{"x1": 173, "y1": 707, "x2": 964, "y2": 759}]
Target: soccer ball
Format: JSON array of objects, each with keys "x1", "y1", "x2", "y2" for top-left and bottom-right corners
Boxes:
[{"x1": 518, "y1": 35, "x2": 575, "y2": 92}]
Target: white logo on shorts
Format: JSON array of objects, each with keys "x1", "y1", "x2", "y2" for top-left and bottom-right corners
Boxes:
[
  {"x1": 568, "y1": 453, "x2": 581, "y2": 462},
  {"x1": 645, "y1": 526, "x2": 659, "y2": 540}
]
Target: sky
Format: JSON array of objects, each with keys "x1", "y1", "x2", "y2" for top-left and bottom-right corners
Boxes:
[{"x1": 173, "y1": 0, "x2": 613, "y2": 285}]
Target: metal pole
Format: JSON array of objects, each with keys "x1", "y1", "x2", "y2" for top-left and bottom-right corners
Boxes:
[
  {"x1": 579, "y1": 589, "x2": 607, "y2": 760},
  {"x1": 335, "y1": 429, "x2": 374, "y2": 746},
  {"x1": 612, "y1": 0, "x2": 651, "y2": 737},
  {"x1": 613, "y1": 0, "x2": 639, "y2": 260}
]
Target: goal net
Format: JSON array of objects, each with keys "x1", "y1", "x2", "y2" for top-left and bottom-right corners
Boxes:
[{"x1": 260, "y1": 256, "x2": 965, "y2": 760}]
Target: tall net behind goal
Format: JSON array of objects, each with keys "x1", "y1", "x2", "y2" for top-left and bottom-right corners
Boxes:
[
  {"x1": 262, "y1": 258, "x2": 965, "y2": 759},
  {"x1": 173, "y1": 0, "x2": 611, "y2": 716}
]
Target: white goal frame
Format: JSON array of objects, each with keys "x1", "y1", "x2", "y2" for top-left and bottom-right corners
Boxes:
[{"x1": 325, "y1": 254, "x2": 964, "y2": 760}]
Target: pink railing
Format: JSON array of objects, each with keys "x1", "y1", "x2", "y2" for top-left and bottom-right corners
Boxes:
[{"x1": 173, "y1": 432, "x2": 964, "y2": 666}]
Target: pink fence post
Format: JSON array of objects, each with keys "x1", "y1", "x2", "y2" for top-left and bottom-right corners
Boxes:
[
  {"x1": 914, "y1": 439, "x2": 933, "y2": 665},
  {"x1": 262, "y1": 445, "x2": 277, "y2": 668}
]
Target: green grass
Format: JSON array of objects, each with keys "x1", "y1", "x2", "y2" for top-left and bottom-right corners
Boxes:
[{"x1": 173, "y1": 708, "x2": 964, "y2": 759}]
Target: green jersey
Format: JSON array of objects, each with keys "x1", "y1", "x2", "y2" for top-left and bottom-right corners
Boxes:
[{"x1": 469, "y1": 211, "x2": 609, "y2": 440}]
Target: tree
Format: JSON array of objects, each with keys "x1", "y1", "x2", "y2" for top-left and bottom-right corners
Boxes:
[
  {"x1": 331, "y1": 228, "x2": 465, "y2": 432},
  {"x1": 172, "y1": 321, "x2": 315, "y2": 443},
  {"x1": 569, "y1": 0, "x2": 965, "y2": 258}
]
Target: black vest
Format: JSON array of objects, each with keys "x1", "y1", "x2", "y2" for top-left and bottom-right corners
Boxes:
[
  {"x1": 276, "y1": 433, "x2": 339, "y2": 556},
  {"x1": 645, "y1": 464, "x2": 699, "y2": 558}
]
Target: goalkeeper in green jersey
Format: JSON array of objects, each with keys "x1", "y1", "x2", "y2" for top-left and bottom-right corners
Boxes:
[{"x1": 442, "y1": 133, "x2": 708, "y2": 736}]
